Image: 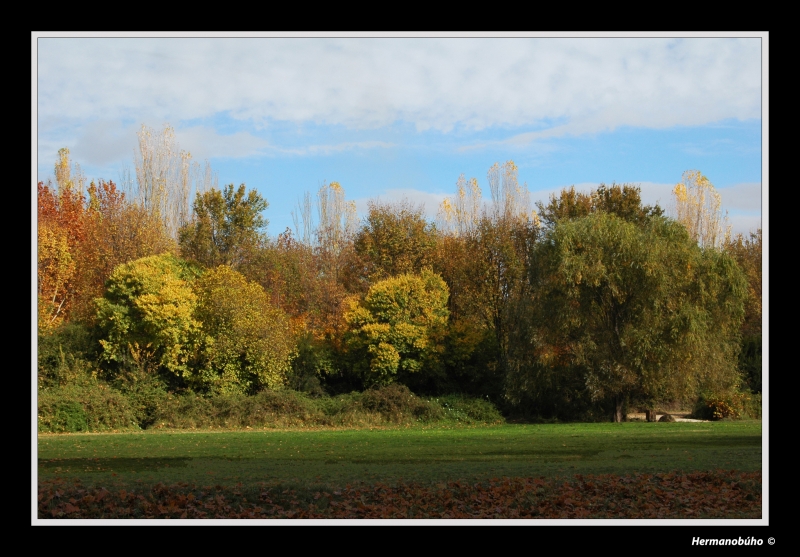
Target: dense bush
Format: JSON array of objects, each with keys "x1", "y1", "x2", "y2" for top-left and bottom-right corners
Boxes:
[
  {"x1": 38, "y1": 377, "x2": 138, "y2": 433},
  {"x1": 430, "y1": 394, "x2": 504, "y2": 424},
  {"x1": 359, "y1": 384, "x2": 443, "y2": 423},
  {"x1": 150, "y1": 389, "x2": 322, "y2": 429},
  {"x1": 94, "y1": 253, "x2": 203, "y2": 386},
  {"x1": 37, "y1": 323, "x2": 97, "y2": 387},
  {"x1": 739, "y1": 336, "x2": 762, "y2": 394},
  {"x1": 692, "y1": 391, "x2": 762, "y2": 421},
  {"x1": 38, "y1": 379, "x2": 505, "y2": 432}
]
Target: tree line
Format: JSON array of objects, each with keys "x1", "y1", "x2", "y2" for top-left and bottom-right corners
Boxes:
[{"x1": 37, "y1": 126, "x2": 762, "y2": 422}]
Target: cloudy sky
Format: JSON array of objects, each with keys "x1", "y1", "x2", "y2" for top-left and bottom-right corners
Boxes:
[{"x1": 34, "y1": 33, "x2": 766, "y2": 237}]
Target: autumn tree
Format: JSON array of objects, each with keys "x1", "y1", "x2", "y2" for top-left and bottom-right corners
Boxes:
[
  {"x1": 672, "y1": 170, "x2": 731, "y2": 248},
  {"x1": 437, "y1": 174, "x2": 482, "y2": 238},
  {"x1": 179, "y1": 184, "x2": 268, "y2": 271},
  {"x1": 514, "y1": 212, "x2": 746, "y2": 422},
  {"x1": 69, "y1": 180, "x2": 175, "y2": 324},
  {"x1": 292, "y1": 181, "x2": 359, "y2": 287},
  {"x1": 37, "y1": 221, "x2": 75, "y2": 333},
  {"x1": 283, "y1": 182, "x2": 361, "y2": 364},
  {"x1": 95, "y1": 253, "x2": 203, "y2": 388},
  {"x1": 354, "y1": 199, "x2": 437, "y2": 282},
  {"x1": 434, "y1": 161, "x2": 539, "y2": 395},
  {"x1": 344, "y1": 270, "x2": 449, "y2": 387},
  {"x1": 195, "y1": 266, "x2": 296, "y2": 393},
  {"x1": 133, "y1": 124, "x2": 212, "y2": 239},
  {"x1": 37, "y1": 149, "x2": 89, "y2": 329}
]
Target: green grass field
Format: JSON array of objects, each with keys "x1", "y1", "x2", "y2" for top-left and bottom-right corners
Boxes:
[
  {"x1": 38, "y1": 421, "x2": 762, "y2": 489},
  {"x1": 37, "y1": 421, "x2": 763, "y2": 519}
]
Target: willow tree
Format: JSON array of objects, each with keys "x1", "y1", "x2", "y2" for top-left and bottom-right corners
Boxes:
[{"x1": 520, "y1": 212, "x2": 746, "y2": 422}]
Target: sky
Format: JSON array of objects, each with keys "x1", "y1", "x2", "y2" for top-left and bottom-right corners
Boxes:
[{"x1": 33, "y1": 33, "x2": 766, "y2": 238}]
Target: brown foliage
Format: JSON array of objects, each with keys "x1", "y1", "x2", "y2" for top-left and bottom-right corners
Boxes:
[{"x1": 38, "y1": 470, "x2": 761, "y2": 519}]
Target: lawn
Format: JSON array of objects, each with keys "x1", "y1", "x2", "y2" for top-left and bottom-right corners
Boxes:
[{"x1": 37, "y1": 421, "x2": 762, "y2": 519}]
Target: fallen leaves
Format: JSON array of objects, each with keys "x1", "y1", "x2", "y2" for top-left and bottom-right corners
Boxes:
[{"x1": 38, "y1": 470, "x2": 760, "y2": 520}]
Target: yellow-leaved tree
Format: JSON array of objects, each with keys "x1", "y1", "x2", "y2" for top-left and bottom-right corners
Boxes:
[
  {"x1": 672, "y1": 170, "x2": 731, "y2": 248},
  {"x1": 195, "y1": 266, "x2": 297, "y2": 393},
  {"x1": 344, "y1": 269, "x2": 449, "y2": 387}
]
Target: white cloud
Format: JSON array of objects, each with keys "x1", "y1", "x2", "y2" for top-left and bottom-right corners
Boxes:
[
  {"x1": 72, "y1": 121, "x2": 140, "y2": 165},
  {"x1": 37, "y1": 37, "x2": 761, "y2": 135},
  {"x1": 727, "y1": 214, "x2": 762, "y2": 236},
  {"x1": 176, "y1": 126, "x2": 270, "y2": 159},
  {"x1": 718, "y1": 182, "x2": 762, "y2": 213},
  {"x1": 281, "y1": 141, "x2": 396, "y2": 156}
]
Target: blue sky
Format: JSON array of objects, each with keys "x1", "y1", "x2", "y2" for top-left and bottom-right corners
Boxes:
[{"x1": 34, "y1": 34, "x2": 766, "y2": 237}]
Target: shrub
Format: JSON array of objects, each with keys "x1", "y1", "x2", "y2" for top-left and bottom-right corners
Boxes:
[
  {"x1": 432, "y1": 394, "x2": 505, "y2": 424},
  {"x1": 95, "y1": 253, "x2": 203, "y2": 386},
  {"x1": 37, "y1": 323, "x2": 96, "y2": 387},
  {"x1": 359, "y1": 384, "x2": 443, "y2": 423},
  {"x1": 38, "y1": 378, "x2": 138, "y2": 433},
  {"x1": 150, "y1": 390, "x2": 323, "y2": 429},
  {"x1": 116, "y1": 374, "x2": 171, "y2": 429},
  {"x1": 693, "y1": 390, "x2": 761, "y2": 421}
]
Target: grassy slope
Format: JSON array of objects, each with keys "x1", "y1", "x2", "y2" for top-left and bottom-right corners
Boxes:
[{"x1": 38, "y1": 421, "x2": 762, "y2": 490}]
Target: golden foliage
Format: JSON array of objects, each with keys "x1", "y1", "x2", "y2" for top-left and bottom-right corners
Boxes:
[{"x1": 672, "y1": 170, "x2": 731, "y2": 248}]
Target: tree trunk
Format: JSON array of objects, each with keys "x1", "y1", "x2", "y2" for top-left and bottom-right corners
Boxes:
[
  {"x1": 614, "y1": 397, "x2": 624, "y2": 422},
  {"x1": 645, "y1": 409, "x2": 657, "y2": 422}
]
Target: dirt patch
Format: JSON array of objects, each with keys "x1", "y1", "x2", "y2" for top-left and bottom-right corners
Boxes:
[{"x1": 626, "y1": 411, "x2": 708, "y2": 423}]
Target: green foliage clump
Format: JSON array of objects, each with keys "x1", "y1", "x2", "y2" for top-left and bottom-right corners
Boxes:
[
  {"x1": 38, "y1": 377, "x2": 138, "y2": 433},
  {"x1": 37, "y1": 322, "x2": 97, "y2": 388},
  {"x1": 738, "y1": 336, "x2": 762, "y2": 393},
  {"x1": 358, "y1": 384, "x2": 443, "y2": 423},
  {"x1": 150, "y1": 390, "x2": 322, "y2": 429},
  {"x1": 179, "y1": 183, "x2": 268, "y2": 270},
  {"x1": 195, "y1": 266, "x2": 296, "y2": 393},
  {"x1": 144, "y1": 385, "x2": 498, "y2": 429},
  {"x1": 693, "y1": 391, "x2": 762, "y2": 421},
  {"x1": 115, "y1": 373, "x2": 171, "y2": 429},
  {"x1": 431, "y1": 394, "x2": 505, "y2": 424},
  {"x1": 345, "y1": 269, "x2": 449, "y2": 387},
  {"x1": 509, "y1": 212, "x2": 747, "y2": 421}
]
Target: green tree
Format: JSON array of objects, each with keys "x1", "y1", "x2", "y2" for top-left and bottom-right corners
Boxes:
[
  {"x1": 195, "y1": 266, "x2": 296, "y2": 393},
  {"x1": 179, "y1": 184, "x2": 268, "y2": 270},
  {"x1": 536, "y1": 183, "x2": 664, "y2": 230},
  {"x1": 344, "y1": 269, "x2": 449, "y2": 387},
  {"x1": 515, "y1": 212, "x2": 746, "y2": 421},
  {"x1": 724, "y1": 229, "x2": 762, "y2": 392},
  {"x1": 95, "y1": 253, "x2": 203, "y2": 387}
]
